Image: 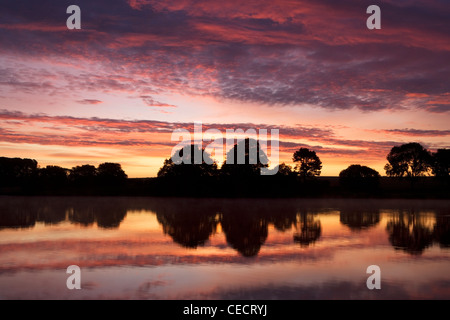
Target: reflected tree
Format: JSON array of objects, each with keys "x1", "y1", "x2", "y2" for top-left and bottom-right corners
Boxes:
[
  {"x1": 152, "y1": 199, "x2": 219, "y2": 248},
  {"x1": 271, "y1": 212, "x2": 297, "y2": 232},
  {"x1": 94, "y1": 203, "x2": 127, "y2": 229},
  {"x1": 386, "y1": 211, "x2": 434, "y2": 255},
  {"x1": 36, "y1": 201, "x2": 68, "y2": 225},
  {"x1": 434, "y1": 215, "x2": 450, "y2": 248},
  {"x1": 156, "y1": 211, "x2": 218, "y2": 248},
  {"x1": 220, "y1": 205, "x2": 269, "y2": 257},
  {"x1": 221, "y1": 216, "x2": 268, "y2": 257},
  {"x1": 0, "y1": 201, "x2": 37, "y2": 230},
  {"x1": 0, "y1": 197, "x2": 129, "y2": 230},
  {"x1": 293, "y1": 211, "x2": 321, "y2": 247},
  {"x1": 68, "y1": 204, "x2": 96, "y2": 227},
  {"x1": 67, "y1": 201, "x2": 127, "y2": 229},
  {"x1": 340, "y1": 209, "x2": 380, "y2": 231}
]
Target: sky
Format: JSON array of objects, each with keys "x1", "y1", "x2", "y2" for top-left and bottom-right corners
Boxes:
[{"x1": 0, "y1": 0, "x2": 449, "y2": 177}]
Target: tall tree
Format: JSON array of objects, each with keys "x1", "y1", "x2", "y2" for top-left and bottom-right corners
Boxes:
[
  {"x1": 384, "y1": 142, "x2": 432, "y2": 177},
  {"x1": 292, "y1": 148, "x2": 322, "y2": 179}
]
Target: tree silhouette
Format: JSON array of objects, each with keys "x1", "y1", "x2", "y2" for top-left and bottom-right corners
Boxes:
[
  {"x1": 339, "y1": 164, "x2": 380, "y2": 190},
  {"x1": 39, "y1": 165, "x2": 69, "y2": 189},
  {"x1": 292, "y1": 148, "x2": 322, "y2": 180},
  {"x1": 275, "y1": 162, "x2": 294, "y2": 176},
  {"x1": 384, "y1": 143, "x2": 432, "y2": 178},
  {"x1": 97, "y1": 162, "x2": 128, "y2": 186},
  {"x1": 157, "y1": 144, "x2": 218, "y2": 178},
  {"x1": 69, "y1": 164, "x2": 97, "y2": 186},
  {"x1": 432, "y1": 149, "x2": 450, "y2": 178},
  {"x1": 221, "y1": 138, "x2": 269, "y2": 177},
  {"x1": 0, "y1": 157, "x2": 37, "y2": 187}
]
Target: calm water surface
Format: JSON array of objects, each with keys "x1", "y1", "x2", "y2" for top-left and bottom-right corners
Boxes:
[{"x1": 0, "y1": 196, "x2": 449, "y2": 299}]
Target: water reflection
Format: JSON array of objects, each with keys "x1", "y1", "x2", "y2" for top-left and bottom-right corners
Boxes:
[
  {"x1": 1, "y1": 197, "x2": 450, "y2": 256},
  {"x1": 153, "y1": 199, "x2": 219, "y2": 249},
  {"x1": 220, "y1": 207, "x2": 269, "y2": 257},
  {"x1": 384, "y1": 208, "x2": 450, "y2": 254},
  {"x1": 386, "y1": 211, "x2": 435, "y2": 255},
  {"x1": 0, "y1": 197, "x2": 127, "y2": 230},
  {"x1": 293, "y1": 210, "x2": 321, "y2": 247},
  {"x1": 434, "y1": 215, "x2": 450, "y2": 248},
  {"x1": 67, "y1": 201, "x2": 127, "y2": 229},
  {"x1": 340, "y1": 208, "x2": 380, "y2": 231}
]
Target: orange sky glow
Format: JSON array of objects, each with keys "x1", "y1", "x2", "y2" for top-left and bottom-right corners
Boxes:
[{"x1": 0, "y1": 0, "x2": 449, "y2": 177}]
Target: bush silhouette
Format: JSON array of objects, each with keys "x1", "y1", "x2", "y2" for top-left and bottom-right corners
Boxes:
[{"x1": 339, "y1": 164, "x2": 380, "y2": 191}]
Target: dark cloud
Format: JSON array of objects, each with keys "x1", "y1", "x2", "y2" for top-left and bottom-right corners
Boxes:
[
  {"x1": 0, "y1": 0, "x2": 448, "y2": 112},
  {"x1": 426, "y1": 104, "x2": 450, "y2": 113}
]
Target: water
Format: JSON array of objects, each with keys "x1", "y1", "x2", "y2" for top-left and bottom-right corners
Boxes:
[{"x1": 0, "y1": 196, "x2": 449, "y2": 300}]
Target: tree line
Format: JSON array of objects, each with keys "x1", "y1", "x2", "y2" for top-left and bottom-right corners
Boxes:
[
  {"x1": 0, "y1": 158, "x2": 127, "y2": 194},
  {"x1": 0, "y1": 140, "x2": 448, "y2": 196},
  {"x1": 158, "y1": 140, "x2": 449, "y2": 180}
]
